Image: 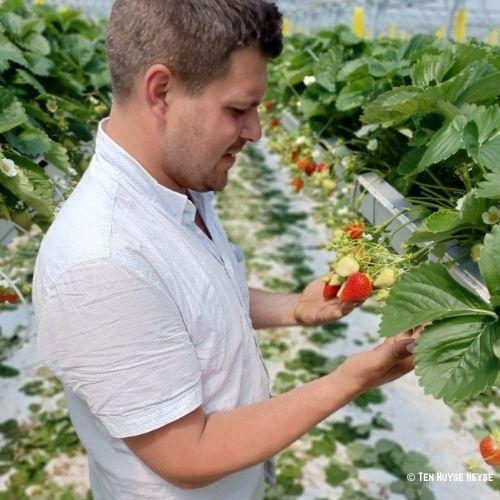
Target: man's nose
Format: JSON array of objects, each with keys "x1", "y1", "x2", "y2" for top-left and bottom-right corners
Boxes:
[{"x1": 241, "y1": 108, "x2": 262, "y2": 143}]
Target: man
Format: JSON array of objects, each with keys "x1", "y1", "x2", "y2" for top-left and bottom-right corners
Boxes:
[{"x1": 33, "y1": 1, "x2": 420, "y2": 499}]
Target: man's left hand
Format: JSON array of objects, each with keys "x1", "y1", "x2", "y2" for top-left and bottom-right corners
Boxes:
[{"x1": 293, "y1": 276, "x2": 362, "y2": 327}]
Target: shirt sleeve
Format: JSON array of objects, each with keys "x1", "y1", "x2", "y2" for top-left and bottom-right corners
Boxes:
[{"x1": 35, "y1": 259, "x2": 203, "y2": 438}]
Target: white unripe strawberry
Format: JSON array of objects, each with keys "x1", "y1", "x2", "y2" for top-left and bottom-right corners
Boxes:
[
  {"x1": 334, "y1": 256, "x2": 360, "y2": 277},
  {"x1": 373, "y1": 268, "x2": 397, "y2": 288}
]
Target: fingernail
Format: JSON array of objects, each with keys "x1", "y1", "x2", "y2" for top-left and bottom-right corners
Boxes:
[{"x1": 406, "y1": 342, "x2": 416, "y2": 354}]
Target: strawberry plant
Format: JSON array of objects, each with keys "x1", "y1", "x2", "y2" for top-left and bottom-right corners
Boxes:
[{"x1": 0, "y1": 0, "x2": 110, "y2": 229}]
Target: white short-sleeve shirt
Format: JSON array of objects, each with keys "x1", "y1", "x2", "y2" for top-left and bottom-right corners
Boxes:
[{"x1": 33, "y1": 119, "x2": 271, "y2": 499}]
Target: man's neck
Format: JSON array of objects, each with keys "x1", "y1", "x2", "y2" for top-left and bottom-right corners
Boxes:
[{"x1": 105, "y1": 105, "x2": 187, "y2": 196}]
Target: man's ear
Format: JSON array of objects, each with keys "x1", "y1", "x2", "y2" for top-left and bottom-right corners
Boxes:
[{"x1": 143, "y1": 64, "x2": 172, "y2": 123}]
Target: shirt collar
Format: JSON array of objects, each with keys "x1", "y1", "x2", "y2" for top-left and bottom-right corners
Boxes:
[{"x1": 95, "y1": 118, "x2": 214, "y2": 224}]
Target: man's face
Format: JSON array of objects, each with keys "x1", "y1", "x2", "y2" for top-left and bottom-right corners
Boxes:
[{"x1": 161, "y1": 47, "x2": 268, "y2": 192}]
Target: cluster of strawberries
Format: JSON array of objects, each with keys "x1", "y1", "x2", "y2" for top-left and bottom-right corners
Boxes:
[
  {"x1": 321, "y1": 222, "x2": 397, "y2": 303},
  {"x1": 291, "y1": 157, "x2": 329, "y2": 193}
]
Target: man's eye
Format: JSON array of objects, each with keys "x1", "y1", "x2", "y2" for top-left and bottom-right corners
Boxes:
[{"x1": 231, "y1": 108, "x2": 245, "y2": 116}]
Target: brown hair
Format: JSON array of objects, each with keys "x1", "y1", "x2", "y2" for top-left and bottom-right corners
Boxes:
[{"x1": 106, "y1": 0, "x2": 283, "y2": 101}]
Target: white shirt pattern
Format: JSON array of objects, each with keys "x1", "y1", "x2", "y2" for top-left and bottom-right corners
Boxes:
[{"x1": 33, "y1": 119, "x2": 271, "y2": 499}]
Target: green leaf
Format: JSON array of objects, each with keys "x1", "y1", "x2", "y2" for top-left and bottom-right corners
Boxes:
[
  {"x1": 361, "y1": 86, "x2": 437, "y2": 125},
  {"x1": 336, "y1": 77, "x2": 375, "y2": 112},
  {"x1": 325, "y1": 461, "x2": 350, "y2": 486},
  {"x1": 13, "y1": 68, "x2": 46, "y2": 93},
  {"x1": 0, "y1": 32, "x2": 28, "y2": 68},
  {"x1": 415, "y1": 316, "x2": 499, "y2": 403},
  {"x1": 411, "y1": 52, "x2": 454, "y2": 88},
  {"x1": 456, "y1": 73, "x2": 500, "y2": 105},
  {"x1": 0, "y1": 152, "x2": 54, "y2": 217},
  {"x1": 397, "y1": 147, "x2": 426, "y2": 175},
  {"x1": 20, "y1": 32, "x2": 50, "y2": 56},
  {"x1": 63, "y1": 34, "x2": 95, "y2": 67},
  {"x1": 417, "y1": 115, "x2": 468, "y2": 170},
  {"x1": 423, "y1": 209, "x2": 461, "y2": 233},
  {"x1": 314, "y1": 48, "x2": 342, "y2": 92},
  {"x1": 24, "y1": 52, "x2": 53, "y2": 76},
  {"x1": 379, "y1": 262, "x2": 495, "y2": 337},
  {"x1": 459, "y1": 190, "x2": 492, "y2": 226},
  {"x1": 463, "y1": 120, "x2": 479, "y2": 162},
  {"x1": 5, "y1": 127, "x2": 52, "y2": 157},
  {"x1": 477, "y1": 171, "x2": 500, "y2": 200},
  {"x1": 0, "y1": 364, "x2": 20, "y2": 378},
  {"x1": 44, "y1": 141, "x2": 70, "y2": 172},
  {"x1": 0, "y1": 89, "x2": 26, "y2": 133},
  {"x1": 337, "y1": 58, "x2": 369, "y2": 82},
  {"x1": 368, "y1": 59, "x2": 402, "y2": 78},
  {"x1": 479, "y1": 224, "x2": 500, "y2": 307},
  {"x1": 478, "y1": 135, "x2": 500, "y2": 171}
]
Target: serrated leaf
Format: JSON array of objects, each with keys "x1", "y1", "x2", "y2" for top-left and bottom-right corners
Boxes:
[
  {"x1": 424, "y1": 209, "x2": 461, "y2": 233},
  {"x1": 0, "y1": 152, "x2": 54, "y2": 217},
  {"x1": 314, "y1": 48, "x2": 342, "y2": 92},
  {"x1": 478, "y1": 135, "x2": 500, "y2": 171},
  {"x1": 379, "y1": 262, "x2": 495, "y2": 337},
  {"x1": 337, "y1": 58, "x2": 369, "y2": 82},
  {"x1": 0, "y1": 32, "x2": 27, "y2": 67},
  {"x1": 24, "y1": 52, "x2": 53, "y2": 76},
  {"x1": 0, "y1": 90, "x2": 26, "y2": 133},
  {"x1": 479, "y1": 224, "x2": 500, "y2": 307},
  {"x1": 459, "y1": 190, "x2": 492, "y2": 225},
  {"x1": 44, "y1": 141, "x2": 70, "y2": 173},
  {"x1": 415, "y1": 316, "x2": 499, "y2": 403},
  {"x1": 20, "y1": 32, "x2": 50, "y2": 56},
  {"x1": 13, "y1": 68, "x2": 45, "y2": 93},
  {"x1": 456, "y1": 73, "x2": 500, "y2": 105},
  {"x1": 463, "y1": 120, "x2": 479, "y2": 162},
  {"x1": 336, "y1": 77, "x2": 374, "y2": 112},
  {"x1": 411, "y1": 52, "x2": 454, "y2": 88},
  {"x1": 361, "y1": 86, "x2": 437, "y2": 125},
  {"x1": 417, "y1": 115, "x2": 468, "y2": 170},
  {"x1": 397, "y1": 146, "x2": 426, "y2": 175},
  {"x1": 5, "y1": 127, "x2": 52, "y2": 157},
  {"x1": 477, "y1": 171, "x2": 500, "y2": 200}
]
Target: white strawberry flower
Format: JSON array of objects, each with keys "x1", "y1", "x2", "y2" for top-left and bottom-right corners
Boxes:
[
  {"x1": 0, "y1": 158, "x2": 18, "y2": 177},
  {"x1": 455, "y1": 196, "x2": 466, "y2": 210},
  {"x1": 334, "y1": 255, "x2": 360, "y2": 277},
  {"x1": 337, "y1": 206, "x2": 349, "y2": 216},
  {"x1": 303, "y1": 75, "x2": 316, "y2": 86},
  {"x1": 367, "y1": 139, "x2": 378, "y2": 151},
  {"x1": 482, "y1": 206, "x2": 500, "y2": 225},
  {"x1": 363, "y1": 233, "x2": 374, "y2": 241},
  {"x1": 296, "y1": 136, "x2": 306, "y2": 145},
  {"x1": 311, "y1": 150, "x2": 320, "y2": 159}
]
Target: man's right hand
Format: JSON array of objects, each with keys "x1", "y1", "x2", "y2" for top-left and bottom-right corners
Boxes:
[{"x1": 336, "y1": 324, "x2": 428, "y2": 394}]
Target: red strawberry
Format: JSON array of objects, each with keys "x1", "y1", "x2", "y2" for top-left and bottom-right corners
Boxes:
[
  {"x1": 480, "y1": 432, "x2": 500, "y2": 466},
  {"x1": 323, "y1": 283, "x2": 340, "y2": 299},
  {"x1": 297, "y1": 158, "x2": 310, "y2": 170},
  {"x1": 270, "y1": 118, "x2": 280, "y2": 128},
  {"x1": 305, "y1": 162, "x2": 317, "y2": 176},
  {"x1": 6, "y1": 293, "x2": 19, "y2": 304},
  {"x1": 345, "y1": 222, "x2": 365, "y2": 239},
  {"x1": 291, "y1": 177, "x2": 304, "y2": 193},
  {"x1": 317, "y1": 162, "x2": 328, "y2": 173},
  {"x1": 264, "y1": 102, "x2": 274, "y2": 111},
  {"x1": 339, "y1": 272, "x2": 373, "y2": 302}
]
